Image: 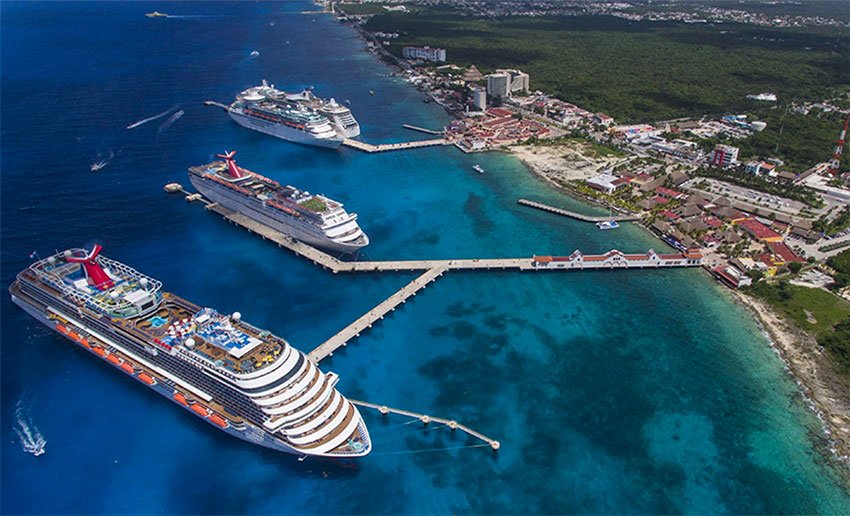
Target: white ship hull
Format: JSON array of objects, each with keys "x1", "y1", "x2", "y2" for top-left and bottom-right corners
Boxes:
[
  {"x1": 189, "y1": 175, "x2": 368, "y2": 254},
  {"x1": 228, "y1": 110, "x2": 344, "y2": 149}
]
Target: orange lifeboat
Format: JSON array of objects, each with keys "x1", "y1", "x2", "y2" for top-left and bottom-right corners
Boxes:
[
  {"x1": 209, "y1": 413, "x2": 228, "y2": 428},
  {"x1": 106, "y1": 355, "x2": 121, "y2": 366},
  {"x1": 138, "y1": 373, "x2": 155, "y2": 385},
  {"x1": 92, "y1": 347, "x2": 106, "y2": 357},
  {"x1": 173, "y1": 392, "x2": 189, "y2": 406},
  {"x1": 55, "y1": 323, "x2": 69, "y2": 334},
  {"x1": 191, "y1": 404, "x2": 210, "y2": 417},
  {"x1": 120, "y1": 362, "x2": 134, "y2": 374}
]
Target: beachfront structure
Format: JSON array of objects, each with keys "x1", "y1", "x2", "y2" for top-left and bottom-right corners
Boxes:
[
  {"x1": 473, "y1": 88, "x2": 487, "y2": 111},
  {"x1": 709, "y1": 144, "x2": 740, "y2": 167},
  {"x1": 532, "y1": 249, "x2": 703, "y2": 270},
  {"x1": 586, "y1": 173, "x2": 628, "y2": 194},
  {"x1": 402, "y1": 46, "x2": 446, "y2": 62},
  {"x1": 485, "y1": 69, "x2": 529, "y2": 98}
]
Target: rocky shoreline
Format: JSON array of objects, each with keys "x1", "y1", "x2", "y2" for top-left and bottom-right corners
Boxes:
[{"x1": 731, "y1": 291, "x2": 850, "y2": 480}]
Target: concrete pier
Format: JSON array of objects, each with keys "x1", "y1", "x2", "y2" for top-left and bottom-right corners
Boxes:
[
  {"x1": 402, "y1": 124, "x2": 444, "y2": 135},
  {"x1": 349, "y1": 399, "x2": 500, "y2": 450},
  {"x1": 342, "y1": 138, "x2": 449, "y2": 153},
  {"x1": 518, "y1": 198, "x2": 640, "y2": 222},
  {"x1": 167, "y1": 187, "x2": 703, "y2": 274},
  {"x1": 307, "y1": 265, "x2": 448, "y2": 363}
]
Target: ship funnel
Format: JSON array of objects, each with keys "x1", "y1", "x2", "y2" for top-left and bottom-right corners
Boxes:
[
  {"x1": 65, "y1": 244, "x2": 115, "y2": 291},
  {"x1": 215, "y1": 150, "x2": 245, "y2": 179}
]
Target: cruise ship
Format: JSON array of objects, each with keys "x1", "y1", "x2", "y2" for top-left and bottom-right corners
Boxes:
[
  {"x1": 227, "y1": 84, "x2": 343, "y2": 149},
  {"x1": 9, "y1": 245, "x2": 372, "y2": 459},
  {"x1": 223, "y1": 81, "x2": 360, "y2": 148},
  {"x1": 189, "y1": 151, "x2": 369, "y2": 254}
]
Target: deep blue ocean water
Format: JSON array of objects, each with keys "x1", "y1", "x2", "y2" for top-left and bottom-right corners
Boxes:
[{"x1": 2, "y1": 2, "x2": 848, "y2": 513}]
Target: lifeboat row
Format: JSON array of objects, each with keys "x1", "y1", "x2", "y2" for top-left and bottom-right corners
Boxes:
[
  {"x1": 172, "y1": 391, "x2": 229, "y2": 429},
  {"x1": 53, "y1": 321, "x2": 159, "y2": 387}
]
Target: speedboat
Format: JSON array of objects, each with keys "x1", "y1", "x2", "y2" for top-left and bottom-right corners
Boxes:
[{"x1": 596, "y1": 220, "x2": 619, "y2": 230}]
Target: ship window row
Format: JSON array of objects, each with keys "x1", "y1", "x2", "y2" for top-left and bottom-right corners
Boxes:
[{"x1": 241, "y1": 354, "x2": 306, "y2": 395}]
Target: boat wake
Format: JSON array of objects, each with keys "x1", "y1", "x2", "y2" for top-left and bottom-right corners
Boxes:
[
  {"x1": 127, "y1": 106, "x2": 178, "y2": 130},
  {"x1": 14, "y1": 402, "x2": 46, "y2": 457},
  {"x1": 90, "y1": 149, "x2": 115, "y2": 172},
  {"x1": 157, "y1": 109, "x2": 185, "y2": 133}
]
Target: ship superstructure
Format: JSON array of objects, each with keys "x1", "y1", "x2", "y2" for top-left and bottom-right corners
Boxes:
[
  {"x1": 10, "y1": 245, "x2": 372, "y2": 458},
  {"x1": 282, "y1": 87, "x2": 361, "y2": 139},
  {"x1": 224, "y1": 81, "x2": 360, "y2": 147},
  {"x1": 189, "y1": 151, "x2": 369, "y2": 254}
]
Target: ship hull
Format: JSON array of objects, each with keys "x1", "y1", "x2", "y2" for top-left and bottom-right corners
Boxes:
[
  {"x1": 189, "y1": 174, "x2": 367, "y2": 254},
  {"x1": 228, "y1": 110, "x2": 343, "y2": 149},
  {"x1": 9, "y1": 291, "x2": 303, "y2": 456}
]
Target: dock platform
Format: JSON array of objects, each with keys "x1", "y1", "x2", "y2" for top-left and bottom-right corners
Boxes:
[
  {"x1": 342, "y1": 138, "x2": 449, "y2": 153},
  {"x1": 518, "y1": 198, "x2": 640, "y2": 222},
  {"x1": 307, "y1": 265, "x2": 448, "y2": 363},
  {"x1": 402, "y1": 124, "x2": 444, "y2": 135}
]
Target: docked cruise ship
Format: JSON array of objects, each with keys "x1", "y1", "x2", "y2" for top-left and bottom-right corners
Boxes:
[
  {"x1": 189, "y1": 151, "x2": 369, "y2": 254},
  {"x1": 9, "y1": 245, "x2": 372, "y2": 459},
  {"x1": 223, "y1": 81, "x2": 360, "y2": 148}
]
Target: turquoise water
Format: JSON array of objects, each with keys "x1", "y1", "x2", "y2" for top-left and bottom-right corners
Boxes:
[{"x1": 1, "y1": 2, "x2": 848, "y2": 513}]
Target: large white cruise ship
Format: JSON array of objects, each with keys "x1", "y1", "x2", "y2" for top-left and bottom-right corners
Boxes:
[
  {"x1": 189, "y1": 151, "x2": 369, "y2": 254},
  {"x1": 282, "y1": 87, "x2": 361, "y2": 139},
  {"x1": 10, "y1": 245, "x2": 372, "y2": 459},
  {"x1": 226, "y1": 83, "x2": 343, "y2": 149}
]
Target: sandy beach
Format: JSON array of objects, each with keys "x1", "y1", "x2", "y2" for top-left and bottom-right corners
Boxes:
[
  {"x1": 509, "y1": 142, "x2": 623, "y2": 187},
  {"x1": 731, "y1": 290, "x2": 850, "y2": 478}
]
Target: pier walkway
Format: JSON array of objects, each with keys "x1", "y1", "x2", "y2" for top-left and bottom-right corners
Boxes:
[
  {"x1": 518, "y1": 198, "x2": 640, "y2": 222},
  {"x1": 349, "y1": 399, "x2": 500, "y2": 450},
  {"x1": 342, "y1": 138, "x2": 449, "y2": 153},
  {"x1": 402, "y1": 124, "x2": 444, "y2": 135},
  {"x1": 168, "y1": 187, "x2": 702, "y2": 275},
  {"x1": 307, "y1": 265, "x2": 448, "y2": 363}
]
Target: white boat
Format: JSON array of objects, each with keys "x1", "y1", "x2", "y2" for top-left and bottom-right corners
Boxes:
[
  {"x1": 472, "y1": 164, "x2": 484, "y2": 174},
  {"x1": 596, "y1": 220, "x2": 620, "y2": 230}
]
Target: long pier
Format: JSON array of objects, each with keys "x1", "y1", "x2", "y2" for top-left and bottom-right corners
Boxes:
[
  {"x1": 341, "y1": 138, "x2": 449, "y2": 153},
  {"x1": 517, "y1": 198, "x2": 640, "y2": 222},
  {"x1": 349, "y1": 399, "x2": 500, "y2": 450},
  {"x1": 167, "y1": 185, "x2": 702, "y2": 275},
  {"x1": 402, "y1": 124, "x2": 444, "y2": 135},
  {"x1": 307, "y1": 265, "x2": 448, "y2": 363}
]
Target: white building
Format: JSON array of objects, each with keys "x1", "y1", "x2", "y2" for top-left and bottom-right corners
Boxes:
[
  {"x1": 402, "y1": 46, "x2": 446, "y2": 62},
  {"x1": 485, "y1": 69, "x2": 529, "y2": 98},
  {"x1": 472, "y1": 88, "x2": 487, "y2": 111},
  {"x1": 709, "y1": 144, "x2": 739, "y2": 167},
  {"x1": 485, "y1": 73, "x2": 510, "y2": 98}
]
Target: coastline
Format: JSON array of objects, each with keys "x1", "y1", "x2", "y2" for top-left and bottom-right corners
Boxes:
[
  {"x1": 330, "y1": 4, "x2": 850, "y2": 481},
  {"x1": 514, "y1": 141, "x2": 850, "y2": 477},
  {"x1": 730, "y1": 290, "x2": 850, "y2": 478}
]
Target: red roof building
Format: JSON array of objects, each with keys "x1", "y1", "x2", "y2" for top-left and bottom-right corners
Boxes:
[
  {"x1": 738, "y1": 218, "x2": 783, "y2": 242},
  {"x1": 767, "y1": 241, "x2": 803, "y2": 264}
]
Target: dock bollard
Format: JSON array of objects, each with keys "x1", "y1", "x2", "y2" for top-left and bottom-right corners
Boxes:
[
  {"x1": 420, "y1": 415, "x2": 430, "y2": 425},
  {"x1": 490, "y1": 441, "x2": 501, "y2": 451},
  {"x1": 379, "y1": 406, "x2": 389, "y2": 416},
  {"x1": 448, "y1": 421, "x2": 458, "y2": 431}
]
